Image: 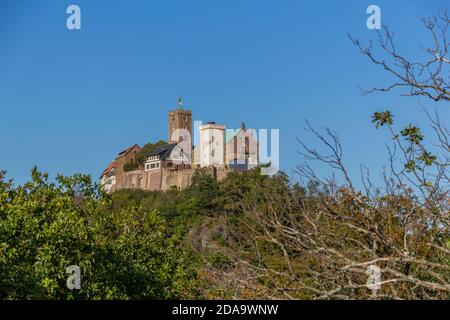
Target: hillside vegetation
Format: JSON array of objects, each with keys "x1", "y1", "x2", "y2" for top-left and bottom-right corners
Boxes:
[
  {"x1": 0, "y1": 9, "x2": 448, "y2": 300},
  {"x1": 0, "y1": 155, "x2": 448, "y2": 299}
]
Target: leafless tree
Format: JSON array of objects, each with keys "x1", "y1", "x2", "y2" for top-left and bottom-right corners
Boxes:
[
  {"x1": 200, "y1": 119, "x2": 449, "y2": 299},
  {"x1": 349, "y1": 9, "x2": 449, "y2": 102},
  {"x1": 199, "y1": 10, "x2": 450, "y2": 300}
]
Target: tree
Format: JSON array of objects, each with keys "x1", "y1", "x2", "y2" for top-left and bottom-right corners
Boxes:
[
  {"x1": 135, "y1": 140, "x2": 167, "y2": 165},
  {"x1": 122, "y1": 140, "x2": 167, "y2": 172},
  {"x1": 0, "y1": 168, "x2": 197, "y2": 299},
  {"x1": 349, "y1": 9, "x2": 449, "y2": 102},
  {"x1": 198, "y1": 10, "x2": 450, "y2": 300}
]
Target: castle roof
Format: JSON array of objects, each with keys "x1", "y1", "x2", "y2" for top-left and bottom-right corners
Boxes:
[
  {"x1": 100, "y1": 161, "x2": 116, "y2": 178},
  {"x1": 117, "y1": 144, "x2": 141, "y2": 159},
  {"x1": 148, "y1": 143, "x2": 177, "y2": 160}
]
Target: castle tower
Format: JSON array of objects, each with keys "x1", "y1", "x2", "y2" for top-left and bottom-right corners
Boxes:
[
  {"x1": 199, "y1": 122, "x2": 225, "y2": 168},
  {"x1": 168, "y1": 97, "x2": 193, "y2": 144}
]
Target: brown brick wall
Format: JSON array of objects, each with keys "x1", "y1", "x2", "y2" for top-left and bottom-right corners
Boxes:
[
  {"x1": 114, "y1": 164, "x2": 234, "y2": 192},
  {"x1": 114, "y1": 145, "x2": 142, "y2": 190},
  {"x1": 168, "y1": 109, "x2": 192, "y2": 144},
  {"x1": 146, "y1": 169, "x2": 163, "y2": 191}
]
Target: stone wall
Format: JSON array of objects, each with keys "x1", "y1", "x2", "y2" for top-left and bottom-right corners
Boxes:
[
  {"x1": 145, "y1": 169, "x2": 163, "y2": 191},
  {"x1": 115, "y1": 166, "x2": 234, "y2": 192},
  {"x1": 161, "y1": 168, "x2": 196, "y2": 190},
  {"x1": 114, "y1": 145, "x2": 142, "y2": 187},
  {"x1": 121, "y1": 170, "x2": 144, "y2": 189}
]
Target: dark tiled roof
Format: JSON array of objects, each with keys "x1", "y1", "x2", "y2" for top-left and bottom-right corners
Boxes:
[
  {"x1": 148, "y1": 143, "x2": 177, "y2": 160},
  {"x1": 117, "y1": 144, "x2": 141, "y2": 159}
]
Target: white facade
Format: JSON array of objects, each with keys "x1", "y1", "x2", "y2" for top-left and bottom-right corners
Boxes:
[
  {"x1": 168, "y1": 144, "x2": 190, "y2": 164},
  {"x1": 101, "y1": 172, "x2": 116, "y2": 193},
  {"x1": 199, "y1": 123, "x2": 225, "y2": 168},
  {"x1": 144, "y1": 144, "x2": 190, "y2": 171},
  {"x1": 144, "y1": 155, "x2": 161, "y2": 171}
]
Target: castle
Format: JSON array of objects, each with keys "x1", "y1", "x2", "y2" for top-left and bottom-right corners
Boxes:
[{"x1": 100, "y1": 99, "x2": 259, "y2": 193}]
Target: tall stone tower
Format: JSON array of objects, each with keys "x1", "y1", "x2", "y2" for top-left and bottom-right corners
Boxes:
[
  {"x1": 199, "y1": 122, "x2": 225, "y2": 168},
  {"x1": 168, "y1": 98, "x2": 193, "y2": 165},
  {"x1": 168, "y1": 97, "x2": 193, "y2": 144}
]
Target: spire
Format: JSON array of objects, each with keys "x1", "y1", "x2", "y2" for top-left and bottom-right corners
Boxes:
[{"x1": 177, "y1": 97, "x2": 183, "y2": 110}]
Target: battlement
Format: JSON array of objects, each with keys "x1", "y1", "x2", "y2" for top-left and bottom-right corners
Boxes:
[
  {"x1": 169, "y1": 109, "x2": 192, "y2": 115},
  {"x1": 199, "y1": 123, "x2": 225, "y2": 130}
]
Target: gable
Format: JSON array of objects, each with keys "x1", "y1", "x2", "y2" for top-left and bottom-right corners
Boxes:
[
  {"x1": 117, "y1": 144, "x2": 141, "y2": 159},
  {"x1": 167, "y1": 144, "x2": 190, "y2": 163}
]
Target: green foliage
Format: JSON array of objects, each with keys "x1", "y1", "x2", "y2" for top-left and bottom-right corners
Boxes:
[
  {"x1": 0, "y1": 165, "x2": 276, "y2": 300},
  {"x1": 200, "y1": 168, "x2": 450, "y2": 299},
  {"x1": 122, "y1": 140, "x2": 167, "y2": 172},
  {"x1": 374, "y1": 110, "x2": 440, "y2": 188},
  {"x1": 123, "y1": 162, "x2": 139, "y2": 172},
  {"x1": 216, "y1": 167, "x2": 268, "y2": 213},
  {"x1": 1, "y1": 162, "x2": 447, "y2": 300},
  {"x1": 372, "y1": 111, "x2": 393, "y2": 128},
  {"x1": 208, "y1": 252, "x2": 231, "y2": 269},
  {"x1": 0, "y1": 168, "x2": 197, "y2": 299},
  {"x1": 401, "y1": 125, "x2": 424, "y2": 144},
  {"x1": 187, "y1": 170, "x2": 220, "y2": 216},
  {"x1": 134, "y1": 140, "x2": 167, "y2": 165},
  {"x1": 417, "y1": 150, "x2": 437, "y2": 166},
  {"x1": 404, "y1": 160, "x2": 416, "y2": 172}
]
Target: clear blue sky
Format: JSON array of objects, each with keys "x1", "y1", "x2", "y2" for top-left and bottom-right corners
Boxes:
[{"x1": 0, "y1": 0, "x2": 449, "y2": 187}]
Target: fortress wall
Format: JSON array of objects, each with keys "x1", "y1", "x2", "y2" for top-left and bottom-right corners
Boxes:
[
  {"x1": 145, "y1": 169, "x2": 163, "y2": 191},
  {"x1": 121, "y1": 170, "x2": 144, "y2": 189},
  {"x1": 114, "y1": 166, "x2": 236, "y2": 192},
  {"x1": 161, "y1": 168, "x2": 196, "y2": 190},
  {"x1": 160, "y1": 167, "x2": 233, "y2": 191}
]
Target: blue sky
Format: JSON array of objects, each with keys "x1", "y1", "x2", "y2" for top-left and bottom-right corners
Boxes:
[{"x1": 0, "y1": 0, "x2": 449, "y2": 187}]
